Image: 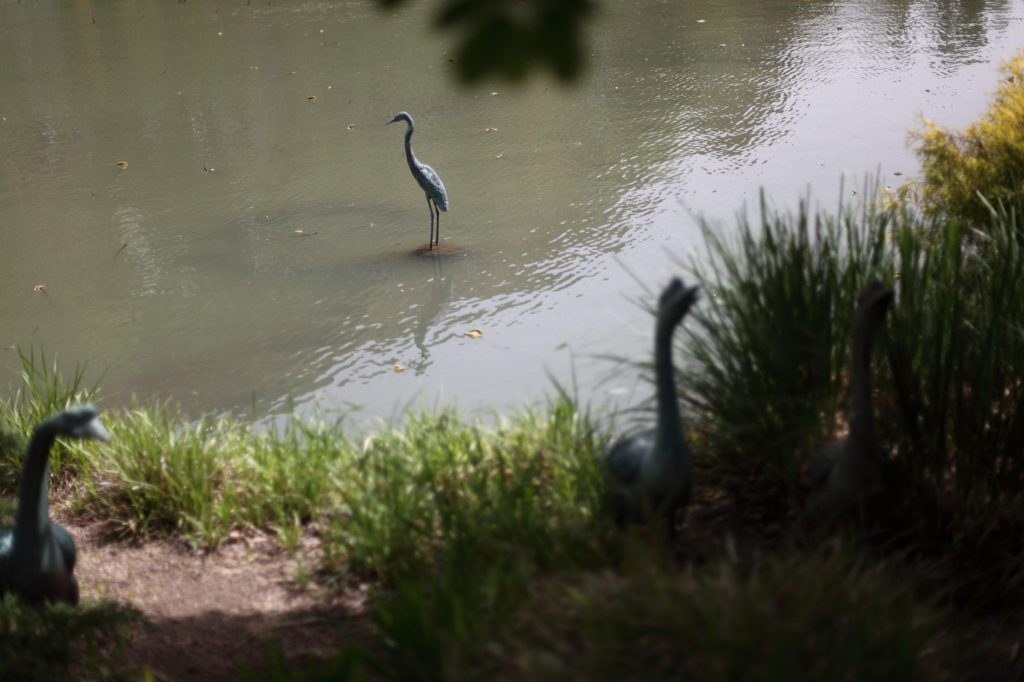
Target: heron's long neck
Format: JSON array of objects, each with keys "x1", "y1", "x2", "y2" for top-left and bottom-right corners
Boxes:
[
  {"x1": 14, "y1": 426, "x2": 55, "y2": 554},
  {"x1": 654, "y1": 321, "x2": 687, "y2": 459},
  {"x1": 404, "y1": 124, "x2": 418, "y2": 169},
  {"x1": 848, "y1": 316, "x2": 877, "y2": 450}
]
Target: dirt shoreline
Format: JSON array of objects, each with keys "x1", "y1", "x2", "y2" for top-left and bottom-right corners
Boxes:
[{"x1": 67, "y1": 519, "x2": 372, "y2": 682}]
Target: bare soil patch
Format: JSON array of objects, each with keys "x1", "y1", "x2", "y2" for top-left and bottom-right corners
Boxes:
[{"x1": 65, "y1": 519, "x2": 373, "y2": 682}]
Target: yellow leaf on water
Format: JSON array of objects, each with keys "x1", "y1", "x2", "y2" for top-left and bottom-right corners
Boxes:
[
  {"x1": 308, "y1": 96, "x2": 316, "y2": 101},
  {"x1": 394, "y1": 364, "x2": 406, "y2": 372},
  {"x1": 33, "y1": 284, "x2": 46, "y2": 292},
  {"x1": 466, "y1": 329, "x2": 483, "y2": 338},
  {"x1": 116, "y1": 161, "x2": 127, "y2": 168},
  {"x1": 348, "y1": 124, "x2": 355, "y2": 130}
]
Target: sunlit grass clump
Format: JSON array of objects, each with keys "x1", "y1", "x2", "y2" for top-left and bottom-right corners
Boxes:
[{"x1": 0, "y1": 353, "x2": 613, "y2": 584}]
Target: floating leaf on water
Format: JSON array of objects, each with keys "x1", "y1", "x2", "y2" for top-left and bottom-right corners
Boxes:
[
  {"x1": 348, "y1": 124, "x2": 355, "y2": 130},
  {"x1": 33, "y1": 284, "x2": 46, "y2": 292},
  {"x1": 116, "y1": 161, "x2": 127, "y2": 168},
  {"x1": 696, "y1": 19, "x2": 705, "y2": 23},
  {"x1": 894, "y1": 171, "x2": 903, "y2": 176},
  {"x1": 307, "y1": 96, "x2": 316, "y2": 101},
  {"x1": 485, "y1": 127, "x2": 497, "y2": 131},
  {"x1": 250, "y1": 66, "x2": 258, "y2": 70},
  {"x1": 394, "y1": 364, "x2": 406, "y2": 372},
  {"x1": 466, "y1": 329, "x2": 483, "y2": 338},
  {"x1": 448, "y1": 58, "x2": 457, "y2": 63},
  {"x1": 495, "y1": 154, "x2": 503, "y2": 159},
  {"x1": 837, "y1": 26, "x2": 843, "y2": 30}
]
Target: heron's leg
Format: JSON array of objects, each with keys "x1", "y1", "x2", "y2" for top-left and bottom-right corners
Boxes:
[
  {"x1": 426, "y1": 196, "x2": 435, "y2": 249},
  {"x1": 434, "y1": 202, "x2": 441, "y2": 246}
]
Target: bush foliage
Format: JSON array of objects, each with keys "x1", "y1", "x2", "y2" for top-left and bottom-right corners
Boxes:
[{"x1": 907, "y1": 48, "x2": 1024, "y2": 226}]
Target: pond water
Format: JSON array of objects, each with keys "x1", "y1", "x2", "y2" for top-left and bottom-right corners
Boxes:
[{"x1": 1, "y1": 0, "x2": 1023, "y2": 426}]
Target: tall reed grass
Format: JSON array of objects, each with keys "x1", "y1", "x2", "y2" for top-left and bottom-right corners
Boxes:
[
  {"x1": 684, "y1": 189, "x2": 890, "y2": 505},
  {"x1": 685, "y1": 184, "x2": 1024, "y2": 605}
]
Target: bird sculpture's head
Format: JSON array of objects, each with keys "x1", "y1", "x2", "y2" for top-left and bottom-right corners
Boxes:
[
  {"x1": 386, "y1": 112, "x2": 412, "y2": 127},
  {"x1": 856, "y1": 279, "x2": 895, "y2": 332},
  {"x1": 657, "y1": 278, "x2": 701, "y2": 330},
  {"x1": 38, "y1": 405, "x2": 111, "y2": 443}
]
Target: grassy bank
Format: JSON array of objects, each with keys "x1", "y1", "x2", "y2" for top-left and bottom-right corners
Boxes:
[{"x1": 0, "y1": 340, "x2": 956, "y2": 681}]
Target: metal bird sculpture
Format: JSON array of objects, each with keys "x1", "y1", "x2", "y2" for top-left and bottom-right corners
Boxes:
[
  {"x1": 0, "y1": 406, "x2": 110, "y2": 605},
  {"x1": 809, "y1": 280, "x2": 895, "y2": 527},
  {"x1": 604, "y1": 278, "x2": 700, "y2": 540},
  {"x1": 386, "y1": 111, "x2": 449, "y2": 250}
]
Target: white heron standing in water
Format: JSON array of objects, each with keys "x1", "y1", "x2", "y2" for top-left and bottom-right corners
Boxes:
[{"x1": 386, "y1": 112, "x2": 449, "y2": 250}]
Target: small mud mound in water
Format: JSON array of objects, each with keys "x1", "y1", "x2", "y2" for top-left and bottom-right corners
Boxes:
[{"x1": 411, "y1": 242, "x2": 465, "y2": 257}]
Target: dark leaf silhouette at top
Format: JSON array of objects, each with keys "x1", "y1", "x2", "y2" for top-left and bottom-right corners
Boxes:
[{"x1": 378, "y1": 0, "x2": 593, "y2": 83}]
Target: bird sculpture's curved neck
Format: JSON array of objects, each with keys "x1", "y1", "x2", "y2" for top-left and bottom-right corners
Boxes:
[
  {"x1": 848, "y1": 314, "x2": 878, "y2": 449},
  {"x1": 653, "y1": 319, "x2": 687, "y2": 457},
  {"x1": 13, "y1": 424, "x2": 57, "y2": 557}
]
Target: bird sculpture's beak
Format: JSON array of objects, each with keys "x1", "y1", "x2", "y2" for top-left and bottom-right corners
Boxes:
[
  {"x1": 385, "y1": 116, "x2": 397, "y2": 126},
  {"x1": 75, "y1": 415, "x2": 111, "y2": 442}
]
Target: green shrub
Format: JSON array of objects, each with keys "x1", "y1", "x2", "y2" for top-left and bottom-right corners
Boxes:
[
  {"x1": 908, "y1": 49, "x2": 1024, "y2": 227},
  {"x1": 0, "y1": 596, "x2": 141, "y2": 682},
  {"x1": 483, "y1": 545, "x2": 936, "y2": 682}
]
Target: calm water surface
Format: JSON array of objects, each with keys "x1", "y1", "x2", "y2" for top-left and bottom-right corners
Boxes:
[{"x1": 1, "y1": 0, "x2": 1022, "y2": 424}]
